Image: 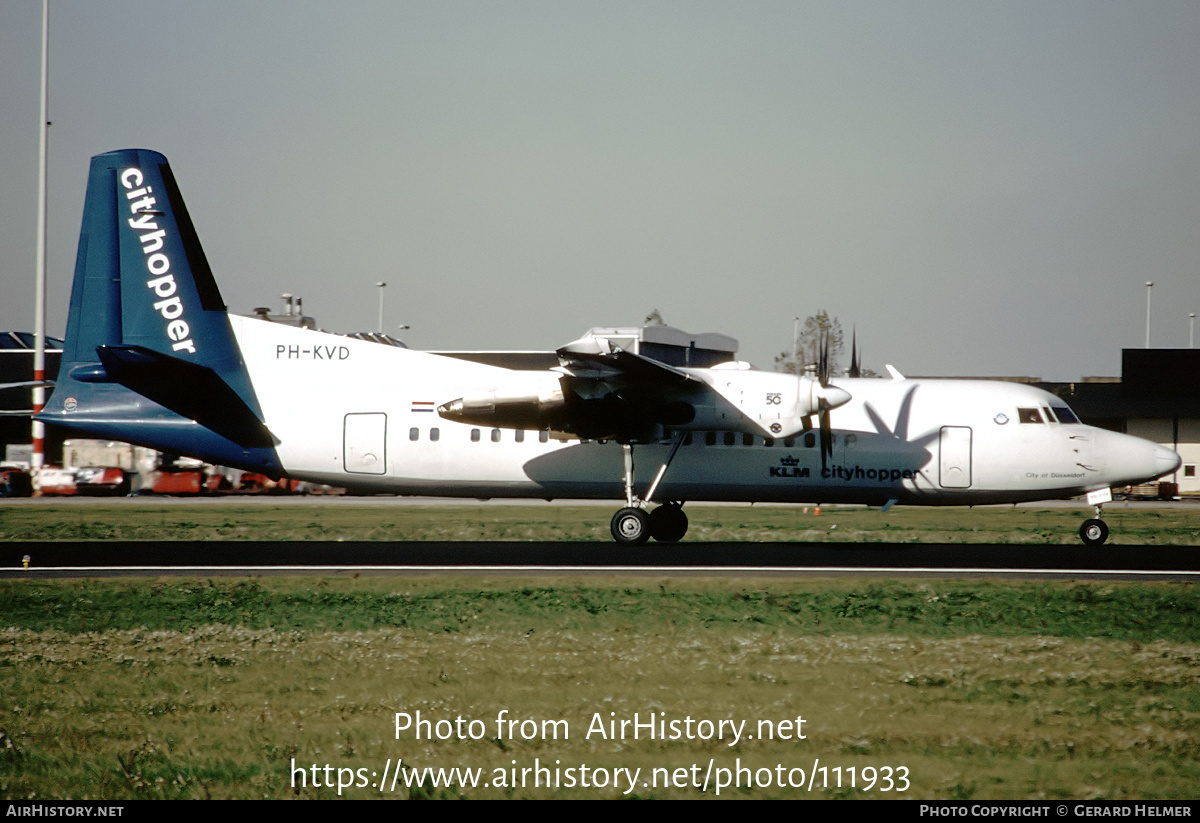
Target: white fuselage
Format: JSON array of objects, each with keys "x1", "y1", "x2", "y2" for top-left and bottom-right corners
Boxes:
[{"x1": 234, "y1": 316, "x2": 1177, "y2": 505}]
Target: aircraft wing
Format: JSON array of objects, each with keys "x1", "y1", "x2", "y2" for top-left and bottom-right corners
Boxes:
[
  {"x1": 442, "y1": 333, "x2": 851, "y2": 442},
  {"x1": 554, "y1": 338, "x2": 698, "y2": 390},
  {"x1": 557, "y1": 338, "x2": 705, "y2": 433}
]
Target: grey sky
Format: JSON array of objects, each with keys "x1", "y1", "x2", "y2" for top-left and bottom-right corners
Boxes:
[{"x1": 2, "y1": 1, "x2": 1198, "y2": 381}]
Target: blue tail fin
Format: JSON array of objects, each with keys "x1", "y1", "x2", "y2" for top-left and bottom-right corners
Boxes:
[{"x1": 41, "y1": 150, "x2": 279, "y2": 471}]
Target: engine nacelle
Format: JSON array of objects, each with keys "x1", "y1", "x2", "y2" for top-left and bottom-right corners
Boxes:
[
  {"x1": 689, "y1": 366, "x2": 851, "y2": 438},
  {"x1": 437, "y1": 373, "x2": 566, "y2": 429}
]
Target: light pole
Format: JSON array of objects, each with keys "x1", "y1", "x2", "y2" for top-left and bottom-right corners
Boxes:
[
  {"x1": 376, "y1": 282, "x2": 387, "y2": 334},
  {"x1": 1144, "y1": 281, "x2": 1154, "y2": 348},
  {"x1": 31, "y1": 0, "x2": 49, "y2": 484},
  {"x1": 1190, "y1": 313, "x2": 1195, "y2": 349}
]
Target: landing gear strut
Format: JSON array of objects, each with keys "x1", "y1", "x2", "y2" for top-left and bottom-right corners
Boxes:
[
  {"x1": 609, "y1": 439, "x2": 689, "y2": 545},
  {"x1": 1079, "y1": 488, "x2": 1112, "y2": 546}
]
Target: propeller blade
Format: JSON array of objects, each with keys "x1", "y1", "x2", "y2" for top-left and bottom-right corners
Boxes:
[
  {"x1": 820, "y1": 407, "x2": 833, "y2": 470},
  {"x1": 818, "y1": 332, "x2": 831, "y2": 387},
  {"x1": 848, "y1": 330, "x2": 861, "y2": 379}
]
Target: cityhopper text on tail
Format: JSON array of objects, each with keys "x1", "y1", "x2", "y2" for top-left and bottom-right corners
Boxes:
[{"x1": 38, "y1": 149, "x2": 1182, "y2": 545}]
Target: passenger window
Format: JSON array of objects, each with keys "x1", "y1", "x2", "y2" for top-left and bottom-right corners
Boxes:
[
  {"x1": 471, "y1": 428, "x2": 481, "y2": 442},
  {"x1": 743, "y1": 433, "x2": 754, "y2": 446},
  {"x1": 804, "y1": 433, "x2": 816, "y2": 449},
  {"x1": 705, "y1": 432, "x2": 717, "y2": 446},
  {"x1": 784, "y1": 437, "x2": 795, "y2": 448},
  {"x1": 539, "y1": 430, "x2": 549, "y2": 443},
  {"x1": 515, "y1": 430, "x2": 525, "y2": 443},
  {"x1": 1018, "y1": 408, "x2": 1043, "y2": 424},
  {"x1": 491, "y1": 429, "x2": 501, "y2": 443},
  {"x1": 683, "y1": 433, "x2": 693, "y2": 446},
  {"x1": 723, "y1": 432, "x2": 736, "y2": 446},
  {"x1": 763, "y1": 437, "x2": 774, "y2": 448},
  {"x1": 409, "y1": 427, "x2": 419, "y2": 441},
  {"x1": 430, "y1": 428, "x2": 440, "y2": 442}
]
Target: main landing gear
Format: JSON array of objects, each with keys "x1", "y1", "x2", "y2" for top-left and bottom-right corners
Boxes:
[
  {"x1": 609, "y1": 438, "x2": 689, "y2": 545},
  {"x1": 611, "y1": 502, "x2": 688, "y2": 545}
]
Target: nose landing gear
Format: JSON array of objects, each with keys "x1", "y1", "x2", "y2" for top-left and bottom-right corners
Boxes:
[{"x1": 1079, "y1": 488, "x2": 1112, "y2": 546}]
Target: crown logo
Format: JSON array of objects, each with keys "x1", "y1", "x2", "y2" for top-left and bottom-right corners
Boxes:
[{"x1": 780, "y1": 456, "x2": 799, "y2": 466}]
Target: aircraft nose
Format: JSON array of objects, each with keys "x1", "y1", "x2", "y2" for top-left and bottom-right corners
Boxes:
[
  {"x1": 1155, "y1": 443, "x2": 1183, "y2": 477},
  {"x1": 1095, "y1": 430, "x2": 1181, "y2": 486}
]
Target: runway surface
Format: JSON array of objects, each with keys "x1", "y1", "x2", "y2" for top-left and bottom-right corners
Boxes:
[{"x1": 3, "y1": 540, "x2": 1198, "y2": 580}]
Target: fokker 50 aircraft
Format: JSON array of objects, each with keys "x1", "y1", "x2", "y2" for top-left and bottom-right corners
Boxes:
[{"x1": 38, "y1": 149, "x2": 1181, "y2": 546}]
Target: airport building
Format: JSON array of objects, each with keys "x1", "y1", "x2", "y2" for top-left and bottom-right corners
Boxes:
[{"x1": 1039, "y1": 349, "x2": 1200, "y2": 496}]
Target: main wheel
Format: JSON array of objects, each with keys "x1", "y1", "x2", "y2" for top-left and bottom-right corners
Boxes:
[
  {"x1": 611, "y1": 507, "x2": 651, "y2": 545},
  {"x1": 648, "y1": 504, "x2": 688, "y2": 543},
  {"x1": 1079, "y1": 518, "x2": 1109, "y2": 546}
]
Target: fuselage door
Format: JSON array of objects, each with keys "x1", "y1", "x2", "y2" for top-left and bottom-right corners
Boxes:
[
  {"x1": 344, "y1": 412, "x2": 387, "y2": 475},
  {"x1": 939, "y1": 426, "x2": 972, "y2": 489}
]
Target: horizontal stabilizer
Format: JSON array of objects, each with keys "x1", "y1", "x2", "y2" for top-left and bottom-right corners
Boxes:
[
  {"x1": 0, "y1": 380, "x2": 54, "y2": 391},
  {"x1": 96, "y1": 345, "x2": 275, "y2": 449}
]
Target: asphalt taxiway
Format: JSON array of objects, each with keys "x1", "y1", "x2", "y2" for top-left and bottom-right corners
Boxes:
[{"x1": 3, "y1": 540, "x2": 1197, "y2": 580}]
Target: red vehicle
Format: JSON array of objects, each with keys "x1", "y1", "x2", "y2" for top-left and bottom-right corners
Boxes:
[
  {"x1": 37, "y1": 467, "x2": 77, "y2": 496},
  {"x1": 74, "y1": 466, "x2": 131, "y2": 496},
  {"x1": 142, "y1": 469, "x2": 204, "y2": 495}
]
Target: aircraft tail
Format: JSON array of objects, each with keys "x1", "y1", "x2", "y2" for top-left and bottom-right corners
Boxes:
[{"x1": 40, "y1": 149, "x2": 280, "y2": 472}]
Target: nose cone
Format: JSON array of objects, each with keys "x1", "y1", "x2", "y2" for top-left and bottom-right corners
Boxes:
[
  {"x1": 1155, "y1": 443, "x2": 1183, "y2": 477},
  {"x1": 817, "y1": 384, "x2": 852, "y2": 412},
  {"x1": 1096, "y1": 430, "x2": 1182, "y2": 486}
]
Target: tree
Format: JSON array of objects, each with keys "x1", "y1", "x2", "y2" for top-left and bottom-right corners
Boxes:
[{"x1": 775, "y1": 310, "x2": 844, "y2": 376}]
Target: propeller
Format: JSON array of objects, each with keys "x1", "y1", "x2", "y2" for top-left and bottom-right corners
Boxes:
[
  {"x1": 817, "y1": 332, "x2": 834, "y2": 469},
  {"x1": 806, "y1": 330, "x2": 850, "y2": 470}
]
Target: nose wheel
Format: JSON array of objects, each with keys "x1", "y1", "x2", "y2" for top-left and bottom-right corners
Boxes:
[{"x1": 1079, "y1": 517, "x2": 1109, "y2": 546}]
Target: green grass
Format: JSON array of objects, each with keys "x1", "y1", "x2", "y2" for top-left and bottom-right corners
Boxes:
[
  {"x1": 2, "y1": 577, "x2": 1198, "y2": 799},
  {"x1": 1, "y1": 500, "x2": 1198, "y2": 543}
]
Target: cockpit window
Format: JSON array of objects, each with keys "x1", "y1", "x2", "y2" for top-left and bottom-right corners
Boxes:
[
  {"x1": 1017, "y1": 408, "x2": 1043, "y2": 424},
  {"x1": 1052, "y1": 406, "x2": 1081, "y2": 424}
]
